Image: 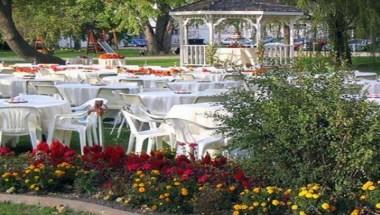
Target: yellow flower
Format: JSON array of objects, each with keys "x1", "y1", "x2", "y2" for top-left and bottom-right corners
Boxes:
[
  {"x1": 34, "y1": 176, "x2": 39, "y2": 180},
  {"x1": 291, "y1": 205, "x2": 298, "y2": 210},
  {"x1": 312, "y1": 194, "x2": 320, "y2": 199},
  {"x1": 166, "y1": 185, "x2": 172, "y2": 190},
  {"x1": 174, "y1": 182, "x2": 181, "y2": 186},
  {"x1": 216, "y1": 183, "x2": 223, "y2": 189},
  {"x1": 229, "y1": 185, "x2": 236, "y2": 192},
  {"x1": 248, "y1": 206, "x2": 254, "y2": 210},
  {"x1": 25, "y1": 169, "x2": 31, "y2": 174},
  {"x1": 311, "y1": 184, "x2": 320, "y2": 190},
  {"x1": 54, "y1": 170, "x2": 65, "y2": 177},
  {"x1": 321, "y1": 203, "x2": 330, "y2": 210},
  {"x1": 132, "y1": 183, "x2": 138, "y2": 188},
  {"x1": 350, "y1": 209, "x2": 360, "y2": 215},
  {"x1": 138, "y1": 183, "x2": 144, "y2": 187},
  {"x1": 376, "y1": 203, "x2": 380, "y2": 209},
  {"x1": 12, "y1": 172, "x2": 18, "y2": 177},
  {"x1": 232, "y1": 211, "x2": 239, "y2": 215},
  {"x1": 368, "y1": 185, "x2": 376, "y2": 191},
  {"x1": 300, "y1": 211, "x2": 307, "y2": 215},
  {"x1": 272, "y1": 200, "x2": 280, "y2": 206},
  {"x1": 233, "y1": 204, "x2": 241, "y2": 210},
  {"x1": 260, "y1": 202, "x2": 267, "y2": 207},
  {"x1": 159, "y1": 194, "x2": 165, "y2": 199},
  {"x1": 2, "y1": 172, "x2": 11, "y2": 178},
  {"x1": 362, "y1": 181, "x2": 374, "y2": 190},
  {"x1": 25, "y1": 179, "x2": 30, "y2": 184},
  {"x1": 33, "y1": 168, "x2": 40, "y2": 172},
  {"x1": 152, "y1": 170, "x2": 160, "y2": 175},
  {"x1": 164, "y1": 193, "x2": 170, "y2": 197},
  {"x1": 136, "y1": 170, "x2": 143, "y2": 175},
  {"x1": 180, "y1": 188, "x2": 189, "y2": 196},
  {"x1": 266, "y1": 186, "x2": 274, "y2": 194},
  {"x1": 252, "y1": 187, "x2": 260, "y2": 193},
  {"x1": 305, "y1": 192, "x2": 313, "y2": 198},
  {"x1": 298, "y1": 190, "x2": 308, "y2": 197},
  {"x1": 138, "y1": 187, "x2": 145, "y2": 193},
  {"x1": 359, "y1": 195, "x2": 367, "y2": 200},
  {"x1": 241, "y1": 204, "x2": 248, "y2": 210},
  {"x1": 134, "y1": 178, "x2": 141, "y2": 182},
  {"x1": 253, "y1": 202, "x2": 259, "y2": 207}
]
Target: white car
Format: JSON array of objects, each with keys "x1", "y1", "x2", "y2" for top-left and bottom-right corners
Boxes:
[{"x1": 221, "y1": 38, "x2": 254, "y2": 47}]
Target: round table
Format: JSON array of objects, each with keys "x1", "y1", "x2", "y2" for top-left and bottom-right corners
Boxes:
[
  {"x1": 102, "y1": 74, "x2": 172, "y2": 88},
  {"x1": 167, "y1": 80, "x2": 241, "y2": 92},
  {"x1": 56, "y1": 83, "x2": 140, "y2": 106},
  {"x1": 0, "y1": 95, "x2": 71, "y2": 133},
  {"x1": 55, "y1": 69, "x2": 117, "y2": 82},
  {"x1": 138, "y1": 89, "x2": 227, "y2": 115}
]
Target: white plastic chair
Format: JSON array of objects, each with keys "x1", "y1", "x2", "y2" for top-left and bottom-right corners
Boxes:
[
  {"x1": 165, "y1": 118, "x2": 226, "y2": 159},
  {"x1": 26, "y1": 81, "x2": 55, "y2": 95},
  {"x1": 71, "y1": 98, "x2": 108, "y2": 147},
  {"x1": 0, "y1": 107, "x2": 42, "y2": 148},
  {"x1": 112, "y1": 93, "x2": 164, "y2": 138},
  {"x1": 32, "y1": 84, "x2": 63, "y2": 100},
  {"x1": 121, "y1": 108, "x2": 173, "y2": 154}
]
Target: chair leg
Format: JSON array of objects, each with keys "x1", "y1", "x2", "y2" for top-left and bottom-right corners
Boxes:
[
  {"x1": 110, "y1": 112, "x2": 121, "y2": 135},
  {"x1": 86, "y1": 129, "x2": 93, "y2": 146},
  {"x1": 29, "y1": 131, "x2": 39, "y2": 149},
  {"x1": 92, "y1": 125, "x2": 99, "y2": 145},
  {"x1": 0, "y1": 131, "x2": 3, "y2": 146},
  {"x1": 127, "y1": 133, "x2": 135, "y2": 154},
  {"x1": 147, "y1": 138, "x2": 154, "y2": 154},
  {"x1": 47, "y1": 128, "x2": 55, "y2": 145},
  {"x1": 135, "y1": 136, "x2": 146, "y2": 154},
  {"x1": 117, "y1": 118, "x2": 126, "y2": 138},
  {"x1": 169, "y1": 133, "x2": 176, "y2": 151},
  {"x1": 78, "y1": 129, "x2": 87, "y2": 155},
  {"x1": 98, "y1": 117, "x2": 104, "y2": 147}
]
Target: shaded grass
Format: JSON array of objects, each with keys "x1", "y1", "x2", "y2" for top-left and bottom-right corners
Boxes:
[
  {"x1": 0, "y1": 202, "x2": 93, "y2": 215},
  {"x1": 351, "y1": 56, "x2": 380, "y2": 73},
  {"x1": 10, "y1": 124, "x2": 131, "y2": 155}
]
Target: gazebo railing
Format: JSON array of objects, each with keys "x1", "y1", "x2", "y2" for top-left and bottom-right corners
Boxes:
[
  {"x1": 264, "y1": 45, "x2": 294, "y2": 65},
  {"x1": 181, "y1": 45, "x2": 208, "y2": 66},
  {"x1": 180, "y1": 44, "x2": 295, "y2": 66}
]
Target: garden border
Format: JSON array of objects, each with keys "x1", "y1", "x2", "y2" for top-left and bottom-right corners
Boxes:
[{"x1": 0, "y1": 193, "x2": 139, "y2": 215}]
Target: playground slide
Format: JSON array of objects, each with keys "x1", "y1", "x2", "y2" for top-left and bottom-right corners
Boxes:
[{"x1": 98, "y1": 41, "x2": 115, "y2": 53}]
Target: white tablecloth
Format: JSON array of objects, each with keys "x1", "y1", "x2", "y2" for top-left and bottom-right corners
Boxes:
[
  {"x1": 0, "y1": 77, "x2": 60, "y2": 97},
  {"x1": 0, "y1": 95, "x2": 71, "y2": 133},
  {"x1": 165, "y1": 103, "x2": 224, "y2": 128},
  {"x1": 190, "y1": 72, "x2": 226, "y2": 81},
  {"x1": 102, "y1": 74, "x2": 172, "y2": 88},
  {"x1": 56, "y1": 83, "x2": 140, "y2": 106},
  {"x1": 138, "y1": 89, "x2": 227, "y2": 115},
  {"x1": 167, "y1": 80, "x2": 241, "y2": 92},
  {"x1": 55, "y1": 69, "x2": 117, "y2": 81}
]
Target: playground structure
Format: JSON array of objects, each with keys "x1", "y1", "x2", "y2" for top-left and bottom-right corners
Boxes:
[{"x1": 86, "y1": 30, "x2": 116, "y2": 55}]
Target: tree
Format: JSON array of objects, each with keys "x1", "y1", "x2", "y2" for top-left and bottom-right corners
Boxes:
[
  {"x1": 104, "y1": 0, "x2": 189, "y2": 55},
  {"x1": 284, "y1": 0, "x2": 380, "y2": 65},
  {"x1": 0, "y1": 0, "x2": 65, "y2": 64}
]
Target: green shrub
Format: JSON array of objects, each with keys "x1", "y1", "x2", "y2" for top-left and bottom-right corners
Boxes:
[{"x1": 217, "y1": 69, "x2": 380, "y2": 197}]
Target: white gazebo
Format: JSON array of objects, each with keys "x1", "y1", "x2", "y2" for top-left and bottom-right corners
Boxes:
[{"x1": 170, "y1": 0, "x2": 304, "y2": 67}]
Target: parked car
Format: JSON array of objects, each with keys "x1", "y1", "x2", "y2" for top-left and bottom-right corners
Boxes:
[
  {"x1": 221, "y1": 37, "x2": 254, "y2": 47},
  {"x1": 349, "y1": 39, "x2": 369, "y2": 51},
  {"x1": 129, "y1": 38, "x2": 147, "y2": 47}
]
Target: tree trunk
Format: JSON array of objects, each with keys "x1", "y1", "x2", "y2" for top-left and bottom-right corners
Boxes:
[
  {"x1": 0, "y1": 0, "x2": 65, "y2": 64},
  {"x1": 143, "y1": 3, "x2": 173, "y2": 55},
  {"x1": 112, "y1": 30, "x2": 119, "y2": 50},
  {"x1": 328, "y1": 12, "x2": 352, "y2": 65}
]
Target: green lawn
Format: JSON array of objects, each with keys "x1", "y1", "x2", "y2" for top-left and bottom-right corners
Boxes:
[
  {"x1": 351, "y1": 56, "x2": 380, "y2": 73},
  {"x1": 11, "y1": 123, "x2": 131, "y2": 155},
  {"x1": 127, "y1": 59, "x2": 180, "y2": 67},
  {"x1": 0, "y1": 48, "x2": 143, "y2": 59},
  {"x1": 0, "y1": 202, "x2": 93, "y2": 215}
]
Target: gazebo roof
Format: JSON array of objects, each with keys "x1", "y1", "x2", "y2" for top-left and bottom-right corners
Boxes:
[{"x1": 171, "y1": 0, "x2": 303, "y2": 14}]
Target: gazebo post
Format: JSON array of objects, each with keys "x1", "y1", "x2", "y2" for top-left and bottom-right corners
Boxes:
[
  {"x1": 178, "y1": 17, "x2": 185, "y2": 66},
  {"x1": 289, "y1": 20, "x2": 295, "y2": 58},
  {"x1": 255, "y1": 15, "x2": 263, "y2": 45},
  {"x1": 206, "y1": 15, "x2": 215, "y2": 45}
]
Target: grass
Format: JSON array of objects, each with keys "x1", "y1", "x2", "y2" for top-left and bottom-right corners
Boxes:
[
  {"x1": 351, "y1": 56, "x2": 380, "y2": 73},
  {"x1": 127, "y1": 59, "x2": 180, "y2": 67},
  {"x1": 11, "y1": 123, "x2": 131, "y2": 155},
  {"x1": 0, "y1": 202, "x2": 93, "y2": 215}
]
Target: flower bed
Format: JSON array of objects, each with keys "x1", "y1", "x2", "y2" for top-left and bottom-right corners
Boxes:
[{"x1": 0, "y1": 141, "x2": 379, "y2": 214}]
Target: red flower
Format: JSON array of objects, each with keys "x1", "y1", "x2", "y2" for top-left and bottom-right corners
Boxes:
[
  {"x1": 34, "y1": 141, "x2": 50, "y2": 154},
  {"x1": 0, "y1": 147, "x2": 13, "y2": 156},
  {"x1": 198, "y1": 174, "x2": 209, "y2": 184}
]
